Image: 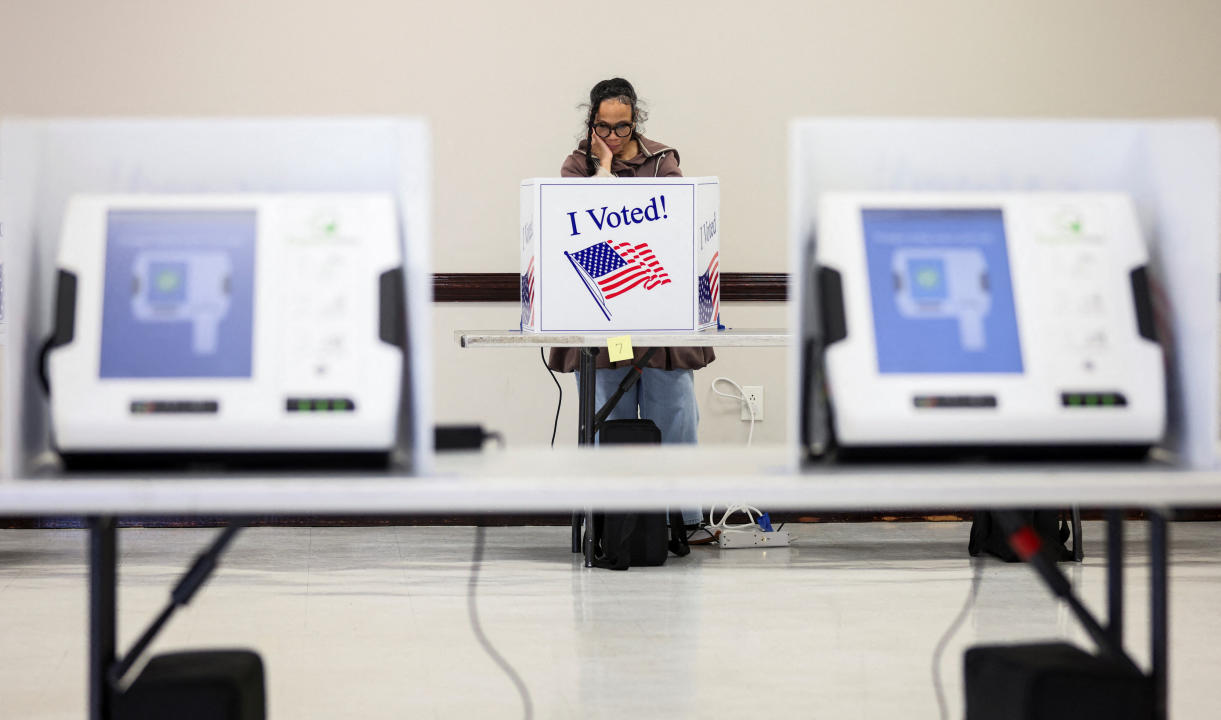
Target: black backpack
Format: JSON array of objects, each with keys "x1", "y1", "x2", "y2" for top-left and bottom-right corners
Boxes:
[
  {"x1": 969, "y1": 510, "x2": 1075, "y2": 563},
  {"x1": 586, "y1": 419, "x2": 691, "y2": 571},
  {"x1": 590, "y1": 508, "x2": 691, "y2": 571}
]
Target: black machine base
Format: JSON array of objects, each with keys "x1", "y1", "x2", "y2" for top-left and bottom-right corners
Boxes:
[
  {"x1": 826, "y1": 443, "x2": 1154, "y2": 464},
  {"x1": 60, "y1": 450, "x2": 393, "y2": 474},
  {"x1": 117, "y1": 650, "x2": 265, "y2": 720},
  {"x1": 964, "y1": 643, "x2": 1153, "y2": 720}
]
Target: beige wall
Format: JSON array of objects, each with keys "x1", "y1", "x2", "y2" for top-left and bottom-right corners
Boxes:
[{"x1": 3, "y1": 1, "x2": 1219, "y2": 447}]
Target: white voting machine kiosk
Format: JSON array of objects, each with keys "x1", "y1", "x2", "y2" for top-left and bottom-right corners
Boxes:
[
  {"x1": 43, "y1": 193, "x2": 406, "y2": 466},
  {"x1": 811, "y1": 192, "x2": 1165, "y2": 456}
]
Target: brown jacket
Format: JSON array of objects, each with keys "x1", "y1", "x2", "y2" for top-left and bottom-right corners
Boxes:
[{"x1": 547, "y1": 134, "x2": 717, "y2": 373}]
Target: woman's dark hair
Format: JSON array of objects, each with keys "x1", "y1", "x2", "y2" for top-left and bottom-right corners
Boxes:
[{"x1": 581, "y1": 77, "x2": 647, "y2": 176}]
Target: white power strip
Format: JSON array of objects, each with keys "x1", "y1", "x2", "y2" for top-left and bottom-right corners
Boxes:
[{"x1": 715, "y1": 528, "x2": 792, "y2": 549}]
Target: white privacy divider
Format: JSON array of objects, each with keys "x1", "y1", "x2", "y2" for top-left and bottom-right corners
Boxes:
[
  {"x1": 0, "y1": 117, "x2": 433, "y2": 479},
  {"x1": 789, "y1": 118, "x2": 1220, "y2": 468}
]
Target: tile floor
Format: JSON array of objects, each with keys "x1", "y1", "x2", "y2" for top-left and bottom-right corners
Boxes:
[{"x1": 1, "y1": 521, "x2": 1219, "y2": 719}]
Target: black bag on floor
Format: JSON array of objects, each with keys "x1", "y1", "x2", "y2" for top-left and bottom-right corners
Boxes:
[
  {"x1": 117, "y1": 650, "x2": 265, "y2": 720},
  {"x1": 590, "y1": 508, "x2": 690, "y2": 570},
  {"x1": 587, "y1": 419, "x2": 690, "y2": 570},
  {"x1": 964, "y1": 642, "x2": 1154, "y2": 719},
  {"x1": 969, "y1": 510, "x2": 1074, "y2": 563}
]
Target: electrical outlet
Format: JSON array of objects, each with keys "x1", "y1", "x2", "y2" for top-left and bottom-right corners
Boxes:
[{"x1": 741, "y1": 386, "x2": 764, "y2": 421}]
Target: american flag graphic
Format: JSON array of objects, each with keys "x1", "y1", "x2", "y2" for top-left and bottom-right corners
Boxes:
[
  {"x1": 565, "y1": 239, "x2": 670, "y2": 320},
  {"x1": 519, "y1": 257, "x2": 535, "y2": 328},
  {"x1": 698, "y1": 252, "x2": 719, "y2": 325}
]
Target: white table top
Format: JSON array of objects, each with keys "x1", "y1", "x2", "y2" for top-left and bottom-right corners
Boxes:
[
  {"x1": 457, "y1": 328, "x2": 790, "y2": 348},
  {"x1": 1, "y1": 446, "x2": 1219, "y2": 515}
]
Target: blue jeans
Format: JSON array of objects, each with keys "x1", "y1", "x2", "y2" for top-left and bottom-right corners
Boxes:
[{"x1": 575, "y1": 367, "x2": 702, "y2": 525}]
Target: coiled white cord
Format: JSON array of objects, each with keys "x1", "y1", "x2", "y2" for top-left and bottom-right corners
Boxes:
[
  {"x1": 711, "y1": 376, "x2": 755, "y2": 445},
  {"x1": 707, "y1": 503, "x2": 765, "y2": 532},
  {"x1": 706, "y1": 379, "x2": 767, "y2": 545}
]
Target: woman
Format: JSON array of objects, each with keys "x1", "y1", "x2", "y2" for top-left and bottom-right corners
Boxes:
[{"x1": 549, "y1": 78, "x2": 713, "y2": 526}]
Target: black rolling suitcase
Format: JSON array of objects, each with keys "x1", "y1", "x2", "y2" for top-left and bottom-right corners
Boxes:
[{"x1": 584, "y1": 419, "x2": 690, "y2": 570}]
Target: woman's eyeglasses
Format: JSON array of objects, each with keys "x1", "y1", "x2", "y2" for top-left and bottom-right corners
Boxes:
[{"x1": 593, "y1": 122, "x2": 633, "y2": 139}]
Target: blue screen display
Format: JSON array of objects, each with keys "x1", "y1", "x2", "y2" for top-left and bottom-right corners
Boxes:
[
  {"x1": 99, "y1": 210, "x2": 256, "y2": 378},
  {"x1": 862, "y1": 208, "x2": 1023, "y2": 374}
]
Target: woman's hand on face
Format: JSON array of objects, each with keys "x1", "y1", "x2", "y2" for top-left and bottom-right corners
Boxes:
[{"x1": 591, "y1": 132, "x2": 614, "y2": 169}]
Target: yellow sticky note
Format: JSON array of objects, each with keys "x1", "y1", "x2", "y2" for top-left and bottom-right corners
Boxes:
[{"x1": 607, "y1": 335, "x2": 633, "y2": 362}]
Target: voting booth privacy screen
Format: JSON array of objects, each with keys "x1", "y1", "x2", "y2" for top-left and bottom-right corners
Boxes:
[
  {"x1": 789, "y1": 119, "x2": 1220, "y2": 467},
  {"x1": 0, "y1": 117, "x2": 433, "y2": 477},
  {"x1": 0, "y1": 246, "x2": 6, "y2": 347},
  {"x1": 519, "y1": 177, "x2": 719, "y2": 332},
  {"x1": 45, "y1": 194, "x2": 405, "y2": 459},
  {"x1": 816, "y1": 192, "x2": 1165, "y2": 451}
]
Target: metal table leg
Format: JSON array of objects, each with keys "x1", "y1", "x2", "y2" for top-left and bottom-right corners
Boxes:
[
  {"x1": 1071, "y1": 506, "x2": 1084, "y2": 561},
  {"x1": 1150, "y1": 510, "x2": 1169, "y2": 720},
  {"x1": 577, "y1": 347, "x2": 597, "y2": 446},
  {"x1": 89, "y1": 516, "x2": 117, "y2": 720},
  {"x1": 577, "y1": 348, "x2": 597, "y2": 567},
  {"x1": 1106, "y1": 510, "x2": 1124, "y2": 649}
]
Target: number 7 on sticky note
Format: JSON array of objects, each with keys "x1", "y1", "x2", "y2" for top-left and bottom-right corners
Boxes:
[{"x1": 607, "y1": 335, "x2": 633, "y2": 362}]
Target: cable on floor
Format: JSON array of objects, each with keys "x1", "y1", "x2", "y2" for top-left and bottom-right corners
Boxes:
[
  {"x1": 468, "y1": 526, "x2": 534, "y2": 720},
  {"x1": 686, "y1": 524, "x2": 718, "y2": 545},
  {"x1": 542, "y1": 348, "x2": 561, "y2": 448},
  {"x1": 932, "y1": 557, "x2": 986, "y2": 720}
]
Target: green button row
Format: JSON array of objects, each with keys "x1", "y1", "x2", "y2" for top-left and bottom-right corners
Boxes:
[
  {"x1": 1062, "y1": 392, "x2": 1127, "y2": 408},
  {"x1": 287, "y1": 398, "x2": 355, "y2": 413}
]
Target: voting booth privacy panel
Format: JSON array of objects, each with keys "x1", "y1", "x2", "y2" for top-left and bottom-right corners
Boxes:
[
  {"x1": 0, "y1": 117, "x2": 434, "y2": 478},
  {"x1": 519, "y1": 177, "x2": 720, "y2": 332},
  {"x1": 0, "y1": 213, "x2": 5, "y2": 475},
  {"x1": 788, "y1": 119, "x2": 1221, "y2": 467},
  {"x1": 0, "y1": 234, "x2": 6, "y2": 346}
]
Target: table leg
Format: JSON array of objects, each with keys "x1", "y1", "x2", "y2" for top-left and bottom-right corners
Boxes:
[
  {"x1": 1071, "y1": 506, "x2": 1084, "y2": 561},
  {"x1": 1106, "y1": 510, "x2": 1124, "y2": 649},
  {"x1": 1150, "y1": 510, "x2": 1168, "y2": 720},
  {"x1": 89, "y1": 516, "x2": 117, "y2": 720},
  {"x1": 577, "y1": 348, "x2": 597, "y2": 446},
  {"x1": 578, "y1": 348, "x2": 597, "y2": 567}
]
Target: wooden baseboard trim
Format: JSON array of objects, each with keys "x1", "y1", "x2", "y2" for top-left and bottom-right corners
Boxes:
[{"x1": 433, "y1": 272, "x2": 787, "y2": 302}]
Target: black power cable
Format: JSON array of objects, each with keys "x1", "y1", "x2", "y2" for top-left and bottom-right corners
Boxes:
[
  {"x1": 932, "y1": 557, "x2": 985, "y2": 720},
  {"x1": 468, "y1": 526, "x2": 533, "y2": 719},
  {"x1": 541, "y1": 348, "x2": 561, "y2": 447}
]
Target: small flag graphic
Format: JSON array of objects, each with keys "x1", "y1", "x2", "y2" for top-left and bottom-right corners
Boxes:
[
  {"x1": 565, "y1": 239, "x2": 671, "y2": 320},
  {"x1": 520, "y1": 257, "x2": 535, "y2": 328},
  {"x1": 698, "y1": 252, "x2": 719, "y2": 325}
]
